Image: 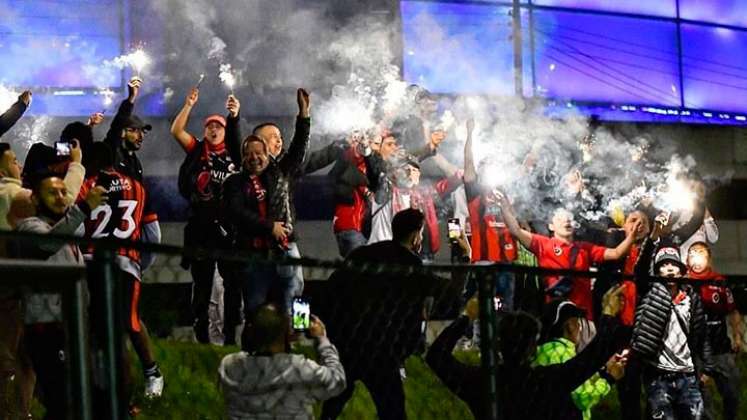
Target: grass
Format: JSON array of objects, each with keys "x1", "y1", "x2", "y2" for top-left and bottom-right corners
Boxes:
[
  {"x1": 129, "y1": 339, "x2": 474, "y2": 420},
  {"x1": 128, "y1": 341, "x2": 747, "y2": 419}
]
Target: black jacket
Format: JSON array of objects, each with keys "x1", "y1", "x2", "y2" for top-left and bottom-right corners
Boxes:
[
  {"x1": 0, "y1": 98, "x2": 28, "y2": 138},
  {"x1": 426, "y1": 315, "x2": 621, "y2": 420},
  {"x1": 104, "y1": 100, "x2": 144, "y2": 182},
  {"x1": 262, "y1": 117, "x2": 310, "y2": 241},
  {"x1": 323, "y1": 240, "x2": 431, "y2": 364},
  {"x1": 222, "y1": 170, "x2": 274, "y2": 250},
  {"x1": 630, "y1": 237, "x2": 714, "y2": 374}
]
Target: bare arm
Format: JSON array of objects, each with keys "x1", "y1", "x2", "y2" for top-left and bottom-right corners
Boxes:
[
  {"x1": 170, "y1": 88, "x2": 199, "y2": 152},
  {"x1": 603, "y1": 222, "x2": 640, "y2": 261},
  {"x1": 463, "y1": 119, "x2": 477, "y2": 183},
  {"x1": 496, "y1": 193, "x2": 533, "y2": 248}
]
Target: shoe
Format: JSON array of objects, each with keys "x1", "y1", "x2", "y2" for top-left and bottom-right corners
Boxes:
[{"x1": 144, "y1": 374, "x2": 164, "y2": 399}]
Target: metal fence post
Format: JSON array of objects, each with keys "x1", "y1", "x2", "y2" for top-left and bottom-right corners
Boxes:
[
  {"x1": 65, "y1": 276, "x2": 92, "y2": 420},
  {"x1": 96, "y1": 250, "x2": 125, "y2": 420},
  {"x1": 478, "y1": 267, "x2": 499, "y2": 420}
]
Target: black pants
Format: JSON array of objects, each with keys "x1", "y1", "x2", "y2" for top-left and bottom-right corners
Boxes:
[
  {"x1": 617, "y1": 354, "x2": 642, "y2": 420},
  {"x1": 321, "y1": 356, "x2": 405, "y2": 420},
  {"x1": 190, "y1": 259, "x2": 220, "y2": 343},
  {"x1": 24, "y1": 323, "x2": 67, "y2": 420}
]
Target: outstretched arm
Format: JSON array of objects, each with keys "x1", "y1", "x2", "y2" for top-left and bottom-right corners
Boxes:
[
  {"x1": 225, "y1": 94, "x2": 242, "y2": 163},
  {"x1": 603, "y1": 220, "x2": 641, "y2": 261},
  {"x1": 105, "y1": 77, "x2": 140, "y2": 145},
  {"x1": 170, "y1": 88, "x2": 200, "y2": 152},
  {"x1": 463, "y1": 119, "x2": 477, "y2": 184},
  {"x1": 0, "y1": 91, "x2": 31, "y2": 137},
  {"x1": 279, "y1": 89, "x2": 311, "y2": 174},
  {"x1": 496, "y1": 192, "x2": 533, "y2": 248}
]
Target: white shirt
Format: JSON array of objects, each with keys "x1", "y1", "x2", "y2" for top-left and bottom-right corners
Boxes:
[{"x1": 656, "y1": 293, "x2": 694, "y2": 373}]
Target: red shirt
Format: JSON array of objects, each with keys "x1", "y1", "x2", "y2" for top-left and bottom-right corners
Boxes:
[
  {"x1": 333, "y1": 150, "x2": 368, "y2": 233},
  {"x1": 688, "y1": 269, "x2": 736, "y2": 315},
  {"x1": 78, "y1": 169, "x2": 157, "y2": 264},
  {"x1": 530, "y1": 234, "x2": 606, "y2": 320},
  {"x1": 619, "y1": 244, "x2": 640, "y2": 326},
  {"x1": 464, "y1": 180, "x2": 516, "y2": 263}
]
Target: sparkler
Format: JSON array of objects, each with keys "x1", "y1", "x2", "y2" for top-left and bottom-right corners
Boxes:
[
  {"x1": 219, "y1": 64, "x2": 236, "y2": 95},
  {"x1": 196, "y1": 73, "x2": 205, "y2": 89},
  {"x1": 129, "y1": 48, "x2": 150, "y2": 77},
  {"x1": 659, "y1": 177, "x2": 696, "y2": 224}
]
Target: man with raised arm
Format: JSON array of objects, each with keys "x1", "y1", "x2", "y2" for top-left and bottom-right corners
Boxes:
[
  {"x1": 495, "y1": 190, "x2": 640, "y2": 323},
  {"x1": 170, "y1": 87, "x2": 241, "y2": 343}
]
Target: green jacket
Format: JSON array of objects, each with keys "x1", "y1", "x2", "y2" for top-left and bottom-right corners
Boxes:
[{"x1": 533, "y1": 338, "x2": 610, "y2": 420}]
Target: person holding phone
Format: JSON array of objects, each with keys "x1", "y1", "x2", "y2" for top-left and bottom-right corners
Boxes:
[{"x1": 219, "y1": 302, "x2": 346, "y2": 420}]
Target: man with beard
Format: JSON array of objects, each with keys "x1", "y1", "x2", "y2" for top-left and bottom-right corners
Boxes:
[
  {"x1": 171, "y1": 87, "x2": 241, "y2": 343},
  {"x1": 104, "y1": 77, "x2": 150, "y2": 182},
  {"x1": 12, "y1": 172, "x2": 106, "y2": 418}
]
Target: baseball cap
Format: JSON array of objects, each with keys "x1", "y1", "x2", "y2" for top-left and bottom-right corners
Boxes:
[
  {"x1": 541, "y1": 300, "x2": 586, "y2": 340},
  {"x1": 122, "y1": 115, "x2": 152, "y2": 131},
  {"x1": 654, "y1": 246, "x2": 686, "y2": 273},
  {"x1": 204, "y1": 114, "x2": 226, "y2": 128}
]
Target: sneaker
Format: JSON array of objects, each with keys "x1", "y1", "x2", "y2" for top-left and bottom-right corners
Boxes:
[{"x1": 144, "y1": 375, "x2": 164, "y2": 399}]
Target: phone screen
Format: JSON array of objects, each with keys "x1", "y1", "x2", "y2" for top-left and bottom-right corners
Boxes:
[
  {"x1": 55, "y1": 141, "x2": 71, "y2": 157},
  {"x1": 292, "y1": 298, "x2": 311, "y2": 331},
  {"x1": 448, "y1": 218, "x2": 461, "y2": 240}
]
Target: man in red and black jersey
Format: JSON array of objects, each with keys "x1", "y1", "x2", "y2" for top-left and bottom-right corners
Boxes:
[
  {"x1": 171, "y1": 88, "x2": 241, "y2": 343},
  {"x1": 496, "y1": 192, "x2": 640, "y2": 323},
  {"x1": 78, "y1": 142, "x2": 163, "y2": 402},
  {"x1": 462, "y1": 119, "x2": 518, "y2": 310},
  {"x1": 687, "y1": 242, "x2": 743, "y2": 420}
]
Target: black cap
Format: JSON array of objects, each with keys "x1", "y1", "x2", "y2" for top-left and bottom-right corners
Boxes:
[
  {"x1": 653, "y1": 246, "x2": 686, "y2": 273},
  {"x1": 541, "y1": 300, "x2": 586, "y2": 341},
  {"x1": 122, "y1": 115, "x2": 152, "y2": 131}
]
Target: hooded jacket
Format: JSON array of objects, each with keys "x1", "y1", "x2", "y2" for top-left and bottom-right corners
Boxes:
[
  {"x1": 218, "y1": 336, "x2": 346, "y2": 420},
  {"x1": 630, "y1": 237, "x2": 714, "y2": 374}
]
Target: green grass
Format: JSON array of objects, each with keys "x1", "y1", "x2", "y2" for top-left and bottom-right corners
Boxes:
[
  {"x1": 127, "y1": 341, "x2": 747, "y2": 419},
  {"x1": 128, "y1": 340, "x2": 474, "y2": 420}
]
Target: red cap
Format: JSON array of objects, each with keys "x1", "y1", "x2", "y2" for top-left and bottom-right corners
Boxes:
[{"x1": 204, "y1": 114, "x2": 226, "y2": 128}]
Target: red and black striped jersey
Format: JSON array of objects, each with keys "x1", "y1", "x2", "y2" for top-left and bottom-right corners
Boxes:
[{"x1": 78, "y1": 169, "x2": 158, "y2": 264}]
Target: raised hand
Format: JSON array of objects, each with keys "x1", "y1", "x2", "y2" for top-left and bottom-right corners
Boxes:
[
  {"x1": 69, "y1": 139, "x2": 82, "y2": 164},
  {"x1": 226, "y1": 94, "x2": 240, "y2": 117},
  {"x1": 186, "y1": 87, "x2": 199, "y2": 107},
  {"x1": 19, "y1": 90, "x2": 32, "y2": 107},
  {"x1": 297, "y1": 88, "x2": 310, "y2": 118},
  {"x1": 85, "y1": 185, "x2": 108, "y2": 210},
  {"x1": 127, "y1": 77, "x2": 143, "y2": 103},
  {"x1": 87, "y1": 112, "x2": 104, "y2": 127}
]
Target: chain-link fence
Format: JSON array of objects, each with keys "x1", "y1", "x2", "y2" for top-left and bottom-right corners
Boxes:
[{"x1": 1, "y1": 231, "x2": 746, "y2": 420}]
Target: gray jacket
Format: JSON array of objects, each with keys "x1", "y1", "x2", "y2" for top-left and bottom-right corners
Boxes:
[
  {"x1": 14, "y1": 205, "x2": 86, "y2": 323},
  {"x1": 218, "y1": 337, "x2": 346, "y2": 420}
]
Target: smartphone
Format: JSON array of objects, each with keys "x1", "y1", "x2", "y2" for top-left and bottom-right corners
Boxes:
[
  {"x1": 292, "y1": 297, "x2": 311, "y2": 332},
  {"x1": 448, "y1": 218, "x2": 461, "y2": 241},
  {"x1": 55, "y1": 141, "x2": 71, "y2": 157}
]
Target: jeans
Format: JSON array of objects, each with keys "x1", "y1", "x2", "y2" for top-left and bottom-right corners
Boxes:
[
  {"x1": 276, "y1": 242, "x2": 304, "y2": 309},
  {"x1": 645, "y1": 370, "x2": 704, "y2": 420},
  {"x1": 703, "y1": 353, "x2": 740, "y2": 420},
  {"x1": 335, "y1": 230, "x2": 367, "y2": 258},
  {"x1": 223, "y1": 261, "x2": 285, "y2": 346}
]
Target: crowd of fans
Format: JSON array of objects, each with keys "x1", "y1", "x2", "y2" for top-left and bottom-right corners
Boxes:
[{"x1": 0, "y1": 77, "x2": 743, "y2": 420}]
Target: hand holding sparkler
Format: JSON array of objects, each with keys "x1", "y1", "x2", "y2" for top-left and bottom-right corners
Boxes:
[
  {"x1": 127, "y1": 77, "x2": 143, "y2": 104},
  {"x1": 651, "y1": 212, "x2": 671, "y2": 240},
  {"x1": 19, "y1": 91, "x2": 32, "y2": 107},
  {"x1": 226, "y1": 94, "x2": 240, "y2": 118},
  {"x1": 185, "y1": 87, "x2": 199, "y2": 108},
  {"x1": 87, "y1": 112, "x2": 104, "y2": 127},
  {"x1": 195, "y1": 73, "x2": 205, "y2": 89},
  {"x1": 297, "y1": 88, "x2": 310, "y2": 118}
]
